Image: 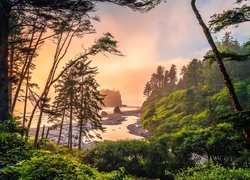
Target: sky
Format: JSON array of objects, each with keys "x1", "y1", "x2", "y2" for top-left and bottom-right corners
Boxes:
[{"x1": 33, "y1": 0, "x2": 250, "y2": 107}]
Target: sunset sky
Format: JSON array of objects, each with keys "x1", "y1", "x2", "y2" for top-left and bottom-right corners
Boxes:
[{"x1": 34, "y1": 0, "x2": 250, "y2": 107}]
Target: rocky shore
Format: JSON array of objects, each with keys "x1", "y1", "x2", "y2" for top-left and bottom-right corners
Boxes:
[{"x1": 28, "y1": 107, "x2": 148, "y2": 147}]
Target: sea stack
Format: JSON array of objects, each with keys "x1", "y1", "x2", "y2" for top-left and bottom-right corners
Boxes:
[{"x1": 114, "y1": 106, "x2": 122, "y2": 114}]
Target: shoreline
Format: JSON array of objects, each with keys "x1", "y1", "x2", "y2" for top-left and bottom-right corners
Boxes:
[
  {"x1": 100, "y1": 108, "x2": 149, "y2": 138},
  {"x1": 28, "y1": 107, "x2": 148, "y2": 146}
]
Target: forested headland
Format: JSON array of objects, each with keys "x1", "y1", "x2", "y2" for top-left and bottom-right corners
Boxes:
[
  {"x1": 100, "y1": 89, "x2": 122, "y2": 107},
  {"x1": 0, "y1": 0, "x2": 250, "y2": 179}
]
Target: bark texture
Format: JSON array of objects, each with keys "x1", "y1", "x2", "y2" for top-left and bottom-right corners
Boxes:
[{"x1": 0, "y1": 1, "x2": 11, "y2": 121}]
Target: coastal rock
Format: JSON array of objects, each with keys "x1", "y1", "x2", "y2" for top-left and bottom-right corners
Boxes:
[
  {"x1": 114, "y1": 106, "x2": 122, "y2": 114},
  {"x1": 101, "y1": 111, "x2": 108, "y2": 116}
]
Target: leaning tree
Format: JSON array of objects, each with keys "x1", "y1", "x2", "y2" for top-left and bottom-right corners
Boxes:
[
  {"x1": 191, "y1": 0, "x2": 250, "y2": 147},
  {"x1": 0, "y1": 0, "x2": 161, "y2": 121}
]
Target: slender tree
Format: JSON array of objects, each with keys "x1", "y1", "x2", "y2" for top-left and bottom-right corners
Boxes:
[
  {"x1": 143, "y1": 82, "x2": 152, "y2": 98},
  {"x1": 191, "y1": 0, "x2": 250, "y2": 147},
  {"x1": 156, "y1": 66, "x2": 164, "y2": 88},
  {"x1": 0, "y1": 1, "x2": 11, "y2": 120},
  {"x1": 168, "y1": 64, "x2": 177, "y2": 88},
  {"x1": 77, "y1": 74, "x2": 104, "y2": 150},
  {"x1": 191, "y1": 0, "x2": 242, "y2": 112},
  {"x1": 49, "y1": 60, "x2": 104, "y2": 150},
  {"x1": 0, "y1": 0, "x2": 161, "y2": 122},
  {"x1": 32, "y1": 33, "x2": 122, "y2": 146}
]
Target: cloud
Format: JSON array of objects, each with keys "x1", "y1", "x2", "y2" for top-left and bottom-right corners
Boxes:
[{"x1": 31, "y1": 0, "x2": 249, "y2": 106}]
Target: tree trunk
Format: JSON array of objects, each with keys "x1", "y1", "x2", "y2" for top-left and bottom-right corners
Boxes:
[
  {"x1": 0, "y1": 1, "x2": 11, "y2": 121},
  {"x1": 22, "y1": 68, "x2": 29, "y2": 136},
  {"x1": 191, "y1": 0, "x2": 250, "y2": 148},
  {"x1": 9, "y1": 38, "x2": 15, "y2": 115},
  {"x1": 12, "y1": 28, "x2": 44, "y2": 112},
  {"x1": 41, "y1": 125, "x2": 45, "y2": 139},
  {"x1": 78, "y1": 117, "x2": 83, "y2": 150},
  {"x1": 78, "y1": 77, "x2": 84, "y2": 150},
  {"x1": 45, "y1": 127, "x2": 50, "y2": 145},
  {"x1": 58, "y1": 108, "x2": 66, "y2": 145},
  {"x1": 191, "y1": 0, "x2": 242, "y2": 112},
  {"x1": 34, "y1": 109, "x2": 44, "y2": 147},
  {"x1": 69, "y1": 94, "x2": 73, "y2": 150},
  {"x1": 45, "y1": 127, "x2": 50, "y2": 139}
]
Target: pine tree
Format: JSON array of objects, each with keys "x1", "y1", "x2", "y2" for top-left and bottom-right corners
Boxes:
[
  {"x1": 143, "y1": 82, "x2": 152, "y2": 98},
  {"x1": 168, "y1": 64, "x2": 177, "y2": 89},
  {"x1": 49, "y1": 60, "x2": 104, "y2": 150}
]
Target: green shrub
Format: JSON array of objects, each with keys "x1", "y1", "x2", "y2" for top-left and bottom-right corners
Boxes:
[
  {"x1": 175, "y1": 163, "x2": 250, "y2": 179},
  {"x1": 79, "y1": 140, "x2": 173, "y2": 179},
  {"x1": 0, "y1": 119, "x2": 24, "y2": 134},
  {"x1": 0, "y1": 120, "x2": 32, "y2": 168},
  {"x1": 1, "y1": 153, "x2": 130, "y2": 179}
]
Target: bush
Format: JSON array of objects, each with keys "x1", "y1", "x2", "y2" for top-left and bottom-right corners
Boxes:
[
  {"x1": 0, "y1": 120, "x2": 32, "y2": 168},
  {"x1": 168, "y1": 122, "x2": 248, "y2": 167},
  {"x1": 79, "y1": 140, "x2": 173, "y2": 179},
  {"x1": 175, "y1": 163, "x2": 250, "y2": 179},
  {"x1": 1, "y1": 153, "x2": 129, "y2": 179},
  {"x1": 0, "y1": 132, "x2": 32, "y2": 168},
  {"x1": 0, "y1": 119, "x2": 24, "y2": 134}
]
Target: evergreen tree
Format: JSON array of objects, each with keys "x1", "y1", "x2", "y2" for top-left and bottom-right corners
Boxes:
[
  {"x1": 163, "y1": 70, "x2": 170, "y2": 88},
  {"x1": 143, "y1": 82, "x2": 152, "y2": 98},
  {"x1": 49, "y1": 60, "x2": 104, "y2": 150},
  {"x1": 191, "y1": 0, "x2": 243, "y2": 115},
  {"x1": 156, "y1": 66, "x2": 164, "y2": 88},
  {"x1": 0, "y1": 0, "x2": 161, "y2": 121},
  {"x1": 209, "y1": 1, "x2": 250, "y2": 32},
  {"x1": 168, "y1": 64, "x2": 177, "y2": 88},
  {"x1": 179, "y1": 59, "x2": 203, "y2": 89}
]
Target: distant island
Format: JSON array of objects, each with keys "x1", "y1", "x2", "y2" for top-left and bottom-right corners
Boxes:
[{"x1": 100, "y1": 89, "x2": 122, "y2": 107}]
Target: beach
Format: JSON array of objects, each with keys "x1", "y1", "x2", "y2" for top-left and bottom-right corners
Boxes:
[{"x1": 28, "y1": 107, "x2": 148, "y2": 147}]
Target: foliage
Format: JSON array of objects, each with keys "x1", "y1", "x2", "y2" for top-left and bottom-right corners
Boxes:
[
  {"x1": 168, "y1": 123, "x2": 249, "y2": 167},
  {"x1": 0, "y1": 119, "x2": 132, "y2": 179},
  {"x1": 209, "y1": 2, "x2": 250, "y2": 32},
  {"x1": 0, "y1": 119, "x2": 23, "y2": 134},
  {"x1": 141, "y1": 36, "x2": 250, "y2": 136},
  {"x1": 0, "y1": 153, "x2": 130, "y2": 180},
  {"x1": 175, "y1": 163, "x2": 250, "y2": 180},
  {"x1": 49, "y1": 59, "x2": 104, "y2": 149},
  {"x1": 141, "y1": 34, "x2": 250, "y2": 170},
  {"x1": 0, "y1": 119, "x2": 32, "y2": 168},
  {"x1": 0, "y1": 132, "x2": 32, "y2": 169},
  {"x1": 79, "y1": 140, "x2": 173, "y2": 179},
  {"x1": 143, "y1": 65, "x2": 178, "y2": 99}
]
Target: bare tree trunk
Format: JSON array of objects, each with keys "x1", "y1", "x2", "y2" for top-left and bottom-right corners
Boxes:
[
  {"x1": 9, "y1": 39, "x2": 15, "y2": 115},
  {"x1": 34, "y1": 107, "x2": 44, "y2": 146},
  {"x1": 29, "y1": 31, "x2": 74, "y2": 142},
  {"x1": 23, "y1": 68, "x2": 29, "y2": 133},
  {"x1": 78, "y1": 118, "x2": 83, "y2": 150},
  {"x1": 12, "y1": 27, "x2": 44, "y2": 112},
  {"x1": 41, "y1": 125, "x2": 45, "y2": 139},
  {"x1": 45, "y1": 127, "x2": 50, "y2": 145},
  {"x1": 0, "y1": 1, "x2": 11, "y2": 121},
  {"x1": 69, "y1": 94, "x2": 73, "y2": 150},
  {"x1": 58, "y1": 109, "x2": 66, "y2": 145},
  {"x1": 45, "y1": 127, "x2": 50, "y2": 139},
  {"x1": 191, "y1": 0, "x2": 250, "y2": 148},
  {"x1": 78, "y1": 77, "x2": 84, "y2": 150}
]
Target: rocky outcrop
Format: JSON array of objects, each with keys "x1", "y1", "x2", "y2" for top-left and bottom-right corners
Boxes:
[
  {"x1": 114, "y1": 106, "x2": 122, "y2": 114},
  {"x1": 100, "y1": 89, "x2": 122, "y2": 107}
]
